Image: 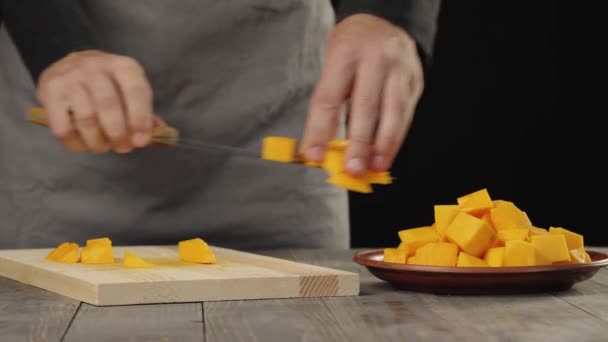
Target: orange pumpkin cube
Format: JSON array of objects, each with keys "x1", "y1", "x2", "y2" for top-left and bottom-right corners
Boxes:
[
  {"x1": 261, "y1": 136, "x2": 297, "y2": 163},
  {"x1": 457, "y1": 252, "x2": 488, "y2": 267},
  {"x1": 457, "y1": 188, "x2": 494, "y2": 217},
  {"x1": 433, "y1": 204, "x2": 460, "y2": 237},
  {"x1": 398, "y1": 226, "x2": 441, "y2": 256},
  {"x1": 490, "y1": 201, "x2": 531, "y2": 231},
  {"x1": 445, "y1": 212, "x2": 494, "y2": 257},
  {"x1": 549, "y1": 227, "x2": 584, "y2": 250}
]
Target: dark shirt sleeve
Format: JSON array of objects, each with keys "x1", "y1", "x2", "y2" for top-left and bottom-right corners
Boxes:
[
  {"x1": 1, "y1": 0, "x2": 97, "y2": 82},
  {"x1": 334, "y1": 0, "x2": 442, "y2": 71}
]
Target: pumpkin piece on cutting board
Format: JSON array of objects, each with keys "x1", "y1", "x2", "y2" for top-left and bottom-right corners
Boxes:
[
  {"x1": 383, "y1": 248, "x2": 407, "y2": 264},
  {"x1": 123, "y1": 250, "x2": 154, "y2": 268},
  {"x1": 179, "y1": 238, "x2": 217, "y2": 264},
  {"x1": 490, "y1": 201, "x2": 531, "y2": 231},
  {"x1": 81, "y1": 237, "x2": 114, "y2": 264},
  {"x1": 456, "y1": 188, "x2": 494, "y2": 217},
  {"x1": 398, "y1": 226, "x2": 441, "y2": 256},
  {"x1": 549, "y1": 227, "x2": 584, "y2": 250},
  {"x1": 414, "y1": 242, "x2": 459, "y2": 266},
  {"x1": 261, "y1": 136, "x2": 297, "y2": 163},
  {"x1": 530, "y1": 234, "x2": 571, "y2": 263},
  {"x1": 457, "y1": 252, "x2": 488, "y2": 267},
  {"x1": 445, "y1": 212, "x2": 494, "y2": 258},
  {"x1": 484, "y1": 246, "x2": 505, "y2": 267},
  {"x1": 46, "y1": 242, "x2": 80, "y2": 263}
]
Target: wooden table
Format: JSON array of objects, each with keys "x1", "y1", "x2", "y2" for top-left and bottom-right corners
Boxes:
[{"x1": 2, "y1": 247, "x2": 608, "y2": 341}]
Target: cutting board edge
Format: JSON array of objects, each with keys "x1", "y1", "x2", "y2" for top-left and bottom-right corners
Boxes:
[{"x1": 0, "y1": 257, "x2": 100, "y2": 305}]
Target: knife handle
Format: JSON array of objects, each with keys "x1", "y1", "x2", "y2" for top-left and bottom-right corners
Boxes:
[{"x1": 26, "y1": 106, "x2": 179, "y2": 147}]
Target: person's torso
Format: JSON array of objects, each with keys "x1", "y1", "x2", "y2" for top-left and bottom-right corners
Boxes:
[{"x1": 0, "y1": 0, "x2": 349, "y2": 250}]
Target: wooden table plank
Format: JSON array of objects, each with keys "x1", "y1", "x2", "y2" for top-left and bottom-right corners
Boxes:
[
  {"x1": 0, "y1": 277, "x2": 79, "y2": 342},
  {"x1": 63, "y1": 303, "x2": 203, "y2": 342},
  {"x1": 204, "y1": 249, "x2": 349, "y2": 342},
  {"x1": 290, "y1": 248, "x2": 608, "y2": 342}
]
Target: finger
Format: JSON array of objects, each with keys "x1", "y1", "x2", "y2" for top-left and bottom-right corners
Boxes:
[
  {"x1": 88, "y1": 72, "x2": 132, "y2": 153},
  {"x1": 70, "y1": 83, "x2": 111, "y2": 153},
  {"x1": 372, "y1": 71, "x2": 413, "y2": 171},
  {"x1": 300, "y1": 48, "x2": 357, "y2": 162},
  {"x1": 344, "y1": 54, "x2": 388, "y2": 176},
  {"x1": 41, "y1": 89, "x2": 87, "y2": 153},
  {"x1": 109, "y1": 57, "x2": 154, "y2": 148}
]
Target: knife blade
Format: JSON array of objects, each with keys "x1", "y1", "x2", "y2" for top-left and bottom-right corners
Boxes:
[{"x1": 26, "y1": 106, "x2": 306, "y2": 163}]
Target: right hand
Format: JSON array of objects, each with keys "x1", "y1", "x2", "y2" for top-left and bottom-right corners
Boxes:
[{"x1": 36, "y1": 50, "x2": 155, "y2": 153}]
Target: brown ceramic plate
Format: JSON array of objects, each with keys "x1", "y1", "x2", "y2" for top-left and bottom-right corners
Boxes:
[{"x1": 353, "y1": 249, "x2": 608, "y2": 294}]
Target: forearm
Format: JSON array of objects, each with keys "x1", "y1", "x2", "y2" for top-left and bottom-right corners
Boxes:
[
  {"x1": 335, "y1": 0, "x2": 441, "y2": 71},
  {"x1": 1, "y1": 0, "x2": 97, "y2": 82}
]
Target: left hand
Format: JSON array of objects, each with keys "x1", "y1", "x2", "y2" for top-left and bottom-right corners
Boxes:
[{"x1": 300, "y1": 14, "x2": 424, "y2": 177}]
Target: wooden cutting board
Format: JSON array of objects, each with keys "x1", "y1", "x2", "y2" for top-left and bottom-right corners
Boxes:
[{"x1": 0, "y1": 245, "x2": 359, "y2": 306}]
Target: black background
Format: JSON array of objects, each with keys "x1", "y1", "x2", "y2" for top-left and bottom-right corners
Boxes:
[{"x1": 350, "y1": 1, "x2": 607, "y2": 248}]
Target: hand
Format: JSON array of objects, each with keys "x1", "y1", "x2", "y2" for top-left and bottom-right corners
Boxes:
[
  {"x1": 301, "y1": 14, "x2": 424, "y2": 176},
  {"x1": 36, "y1": 50, "x2": 155, "y2": 153}
]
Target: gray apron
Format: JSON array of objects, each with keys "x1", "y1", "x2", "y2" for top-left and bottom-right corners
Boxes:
[{"x1": 0, "y1": 0, "x2": 349, "y2": 250}]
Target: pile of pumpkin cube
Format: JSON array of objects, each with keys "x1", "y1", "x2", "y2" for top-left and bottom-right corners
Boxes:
[
  {"x1": 45, "y1": 237, "x2": 216, "y2": 268},
  {"x1": 261, "y1": 136, "x2": 392, "y2": 193},
  {"x1": 384, "y1": 188, "x2": 591, "y2": 267}
]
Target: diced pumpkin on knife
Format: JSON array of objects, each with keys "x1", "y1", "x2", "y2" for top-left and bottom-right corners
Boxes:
[
  {"x1": 530, "y1": 234, "x2": 571, "y2": 263},
  {"x1": 398, "y1": 226, "x2": 441, "y2": 256},
  {"x1": 445, "y1": 212, "x2": 494, "y2": 257},
  {"x1": 261, "y1": 136, "x2": 297, "y2": 163},
  {"x1": 326, "y1": 173, "x2": 372, "y2": 194},
  {"x1": 457, "y1": 188, "x2": 494, "y2": 217},
  {"x1": 123, "y1": 250, "x2": 154, "y2": 268},
  {"x1": 365, "y1": 171, "x2": 392, "y2": 185},
  {"x1": 46, "y1": 242, "x2": 80, "y2": 263},
  {"x1": 178, "y1": 238, "x2": 216, "y2": 264},
  {"x1": 457, "y1": 252, "x2": 488, "y2": 267},
  {"x1": 383, "y1": 248, "x2": 407, "y2": 264},
  {"x1": 81, "y1": 237, "x2": 114, "y2": 264}
]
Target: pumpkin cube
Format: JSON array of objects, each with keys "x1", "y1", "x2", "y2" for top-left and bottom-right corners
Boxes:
[
  {"x1": 261, "y1": 136, "x2": 297, "y2": 163},
  {"x1": 433, "y1": 204, "x2": 460, "y2": 237},
  {"x1": 321, "y1": 148, "x2": 345, "y2": 175},
  {"x1": 179, "y1": 238, "x2": 216, "y2": 264},
  {"x1": 415, "y1": 242, "x2": 459, "y2": 266},
  {"x1": 529, "y1": 226, "x2": 550, "y2": 236},
  {"x1": 549, "y1": 227, "x2": 584, "y2": 250},
  {"x1": 445, "y1": 212, "x2": 494, "y2": 257},
  {"x1": 457, "y1": 188, "x2": 494, "y2": 217},
  {"x1": 495, "y1": 228, "x2": 529, "y2": 246},
  {"x1": 504, "y1": 240, "x2": 550, "y2": 266},
  {"x1": 530, "y1": 234, "x2": 571, "y2": 263},
  {"x1": 484, "y1": 247, "x2": 505, "y2": 267},
  {"x1": 398, "y1": 226, "x2": 441, "y2": 256},
  {"x1": 383, "y1": 248, "x2": 407, "y2": 264},
  {"x1": 365, "y1": 171, "x2": 392, "y2": 185},
  {"x1": 490, "y1": 201, "x2": 531, "y2": 231},
  {"x1": 326, "y1": 173, "x2": 372, "y2": 194},
  {"x1": 123, "y1": 250, "x2": 154, "y2": 268},
  {"x1": 570, "y1": 248, "x2": 592, "y2": 263},
  {"x1": 407, "y1": 256, "x2": 422, "y2": 265},
  {"x1": 80, "y1": 237, "x2": 114, "y2": 264},
  {"x1": 46, "y1": 242, "x2": 80, "y2": 264},
  {"x1": 457, "y1": 252, "x2": 488, "y2": 267},
  {"x1": 481, "y1": 212, "x2": 496, "y2": 232}
]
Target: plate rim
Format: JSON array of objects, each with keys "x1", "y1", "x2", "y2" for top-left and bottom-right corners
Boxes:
[{"x1": 353, "y1": 248, "x2": 608, "y2": 274}]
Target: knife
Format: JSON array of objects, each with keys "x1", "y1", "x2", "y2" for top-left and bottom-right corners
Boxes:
[{"x1": 26, "y1": 106, "x2": 306, "y2": 163}]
